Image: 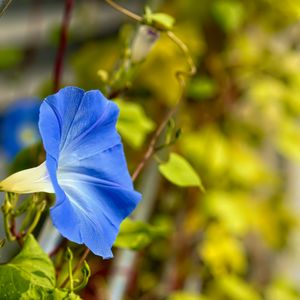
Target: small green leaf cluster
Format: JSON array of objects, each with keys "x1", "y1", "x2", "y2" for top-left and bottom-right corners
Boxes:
[
  {"x1": 143, "y1": 7, "x2": 175, "y2": 31},
  {"x1": 114, "y1": 218, "x2": 168, "y2": 250},
  {"x1": 0, "y1": 235, "x2": 81, "y2": 300}
]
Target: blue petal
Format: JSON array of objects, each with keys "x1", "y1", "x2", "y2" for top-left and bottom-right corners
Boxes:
[{"x1": 38, "y1": 87, "x2": 141, "y2": 258}]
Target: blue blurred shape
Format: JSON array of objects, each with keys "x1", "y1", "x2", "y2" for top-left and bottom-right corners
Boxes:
[{"x1": 1, "y1": 99, "x2": 41, "y2": 160}]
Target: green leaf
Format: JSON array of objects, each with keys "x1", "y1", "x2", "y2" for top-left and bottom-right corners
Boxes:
[
  {"x1": 266, "y1": 279, "x2": 300, "y2": 300},
  {"x1": 0, "y1": 235, "x2": 82, "y2": 300},
  {"x1": 149, "y1": 13, "x2": 175, "y2": 31},
  {"x1": 0, "y1": 235, "x2": 55, "y2": 299},
  {"x1": 115, "y1": 99, "x2": 155, "y2": 149},
  {"x1": 46, "y1": 289, "x2": 82, "y2": 300},
  {"x1": 21, "y1": 288, "x2": 82, "y2": 300},
  {"x1": 275, "y1": 119, "x2": 300, "y2": 162},
  {"x1": 159, "y1": 153, "x2": 204, "y2": 190},
  {"x1": 0, "y1": 48, "x2": 24, "y2": 70},
  {"x1": 168, "y1": 291, "x2": 208, "y2": 300},
  {"x1": 203, "y1": 191, "x2": 252, "y2": 235},
  {"x1": 188, "y1": 76, "x2": 217, "y2": 100},
  {"x1": 20, "y1": 287, "x2": 82, "y2": 300},
  {"x1": 143, "y1": 7, "x2": 175, "y2": 31},
  {"x1": 211, "y1": 0, "x2": 245, "y2": 33},
  {"x1": 5, "y1": 235, "x2": 55, "y2": 288},
  {"x1": 114, "y1": 218, "x2": 167, "y2": 250},
  {"x1": 217, "y1": 275, "x2": 261, "y2": 300},
  {"x1": 199, "y1": 225, "x2": 247, "y2": 275}
]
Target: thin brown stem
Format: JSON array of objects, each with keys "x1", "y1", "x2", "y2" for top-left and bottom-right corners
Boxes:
[
  {"x1": 0, "y1": 0, "x2": 12, "y2": 17},
  {"x1": 73, "y1": 247, "x2": 90, "y2": 275},
  {"x1": 53, "y1": 0, "x2": 74, "y2": 92},
  {"x1": 104, "y1": 0, "x2": 142, "y2": 22},
  {"x1": 49, "y1": 239, "x2": 67, "y2": 258},
  {"x1": 131, "y1": 108, "x2": 178, "y2": 182},
  {"x1": 131, "y1": 33, "x2": 196, "y2": 181},
  {"x1": 167, "y1": 31, "x2": 196, "y2": 85}
]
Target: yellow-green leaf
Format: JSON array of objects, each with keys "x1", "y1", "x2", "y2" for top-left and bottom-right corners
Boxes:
[
  {"x1": 168, "y1": 291, "x2": 207, "y2": 300},
  {"x1": 159, "y1": 153, "x2": 204, "y2": 190},
  {"x1": 149, "y1": 13, "x2": 175, "y2": 31},
  {"x1": 114, "y1": 218, "x2": 167, "y2": 250},
  {"x1": 217, "y1": 275, "x2": 261, "y2": 300},
  {"x1": 115, "y1": 99, "x2": 155, "y2": 149}
]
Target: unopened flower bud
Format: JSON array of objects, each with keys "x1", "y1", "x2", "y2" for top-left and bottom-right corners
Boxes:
[{"x1": 131, "y1": 25, "x2": 160, "y2": 63}]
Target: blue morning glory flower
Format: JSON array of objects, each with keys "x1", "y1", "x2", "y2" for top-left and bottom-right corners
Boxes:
[
  {"x1": 1, "y1": 99, "x2": 41, "y2": 160},
  {"x1": 1, "y1": 87, "x2": 142, "y2": 258}
]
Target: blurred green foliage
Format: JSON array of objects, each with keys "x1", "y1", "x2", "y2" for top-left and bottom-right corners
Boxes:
[
  {"x1": 0, "y1": 48, "x2": 24, "y2": 70},
  {"x1": 115, "y1": 99, "x2": 155, "y2": 149},
  {"x1": 114, "y1": 218, "x2": 168, "y2": 250}
]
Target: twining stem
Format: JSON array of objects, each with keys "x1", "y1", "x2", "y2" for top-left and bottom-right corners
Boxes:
[
  {"x1": 166, "y1": 31, "x2": 196, "y2": 82},
  {"x1": 0, "y1": 0, "x2": 12, "y2": 17},
  {"x1": 131, "y1": 108, "x2": 178, "y2": 181},
  {"x1": 2, "y1": 193, "x2": 16, "y2": 241},
  {"x1": 24, "y1": 200, "x2": 46, "y2": 239},
  {"x1": 53, "y1": 0, "x2": 74, "y2": 92},
  {"x1": 61, "y1": 247, "x2": 90, "y2": 288},
  {"x1": 73, "y1": 261, "x2": 91, "y2": 292},
  {"x1": 13, "y1": 197, "x2": 32, "y2": 216},
  {"x1": 104, "y1": 0, "x2": 142, "y2": 22},
  {"x1": 132, "y1": 33, "x2": 196, "y2": 181},
  {"x1": 72, "y1": 247, "x2": 90, "y2": 276},
  {"x1": 3, "y1": 209, "x2": 15, "y2": 241},
  {"x1": 68, "y1": 248, "x2": 74, "y2": 291}
]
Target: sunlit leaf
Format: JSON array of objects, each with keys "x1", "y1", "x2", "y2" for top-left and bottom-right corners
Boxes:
[
  {"x1": 168, "y1": 291, "x2": 208, "y2": 300},
  {"x1": 203, "y1": 191, "x2": 252, "y2": 235},
  {"x1": 0, "y1": 48, "x2": 23, "y2": 70},
  {"x1": 0, "y1": 235, "x2": 54, "y2": 298},
  {"x1": 149, "y1": 13, "x2": 175, "y2": 31},
  {"x1": 216, "y1": 275, "x2": 261, "y2": 300},
  {"x1": 211, "y1": 0, "x2": 245, "y2": 32},
  {"x1": 0, "y1": 235, "x2": 81, "y2": 299},
  {"x1": 199, "y1": 225, "x2": 247, "y2": 275},
  {"x1": 275, "y1": 119, "x2": 300, "y2": 162},
  {"x1": 179, "y1": 127, "x2": 230, "y2": 177},
  {"x1": 159, "y1": 153, "x2": 204, "y2": 190},
  {"x1": 114, "y1": 218, "x2": 167, "y2": 250},
  {"x1": 266, "y1": 279, "x2": 300, "y2": 300},
  {"x1": 188, "y1": 76, "x2": 217, "y2": 100},
  {"x1": 143, "y1": 7, "x2": 175, "y2": 31},
  {"x1": 115, "y1": 99, "x2": 155, "y2": 149}
]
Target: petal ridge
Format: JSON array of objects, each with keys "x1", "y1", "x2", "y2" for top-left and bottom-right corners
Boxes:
[
  {"x1": 67, "y1": 100, "x2": 110, "y2": 149},
  {"x1": 44, "y1": 101, "x2": 63, "y2": 136},
  {"x1": 58, "y1": 94, "x2": 84, "y2": 151}
]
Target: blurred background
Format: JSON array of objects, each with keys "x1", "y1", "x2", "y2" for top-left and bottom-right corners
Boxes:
[{"x1": 1, "y1": 0, "x2": 300, "y2": 299}]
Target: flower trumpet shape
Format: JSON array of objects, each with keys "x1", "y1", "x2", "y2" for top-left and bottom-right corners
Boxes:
[{"x1": 1, "y1": 87, "x2": 142, "y2": 258}]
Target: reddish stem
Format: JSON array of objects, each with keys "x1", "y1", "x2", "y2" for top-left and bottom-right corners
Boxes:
[
  {"x1": 131, "y1": 107, "x2": 178, "y2": 182},
  {"x1": 53, "y1": 0, "x2": 74, "y2": 92}
]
